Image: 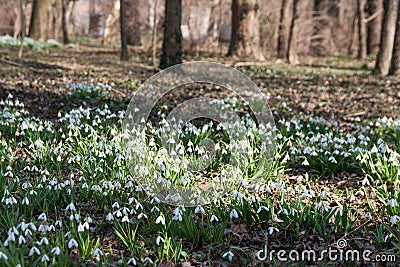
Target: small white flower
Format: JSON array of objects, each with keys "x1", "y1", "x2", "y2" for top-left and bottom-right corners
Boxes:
[
  {"x1": 122, "y1": 215, "x2": 129, "y2": 223},
  {"x1": 302, "y1": 158, "x2": 309, "y2": 166},
  {"x1": 77, "y1": 224, "x2": 85, "y2": 232},
  {"x1": 257, "y1": 206, "x2": 269, "y2": 213},
  {"x1": 222, "y1": 250, "x2": 234, "y2": 261},
  {"x1": 127, "y1": 257, "x2": 137, "y2": 265},
  {"x1": 66, "y1": 203, "x2": 76, "y2": 212},
  {"x1": 195, "y1": 205, "x2": 205, "y2": 214},
  {"x1": 41, "y1": 254, "x2": 50, "y2": 262},
  {"x1": 93, "y1": 248, "x2": 103, "y2": 256},
  {"x1": 230, "y1": 209, "x2": 239, "y2": 219},
  {"x1": 106, "y1": 213, "x2": 114, "y2": 221},
  {"x1": 210, "y1": 214, "x2": 219, "y2": 223},
  {"x1": 364, "y1": 212, "x2": 372, "y2": 220},
  {"x1": 268, "y1": 226, "x2": 279, "y2": 235},
  {"x1": 0, "y1": 251, "x2": 8, "y2": 260},
  {"x1": 155, "y1": 215, "x2": 165, "y2": 225},
  {"x1": 387, "y1": 199, "x2": 399, "y2": 207},
  {"x1": 29, "y1": 246, "x2": 41, "y2": 256},
  {"x1": 51, "y1": 247, "x2": 61, "y2": 255},
  {"x1": 390, "y1": 215, "x2": 400, "y2": 225},
  {"x1": 38, "y1": 213, "x2": 47, "y2": 221},
  {"x1": 68, "y1": 238, "x2": 78, "y2": 249},
  {"x1": 156, "y1": 236, "x2": 165, "y2": 245}
]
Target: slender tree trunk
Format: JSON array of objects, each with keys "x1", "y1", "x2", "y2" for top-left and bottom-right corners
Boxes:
[
  {"x1": 18, "y1": 0, "x2": 25, "y2": 58},
  {"x1": 120, "y1": 0, "x2": 128, "y2": 61},
  {"x1": 357, "y1": 0, "x2": 367, "y2": 59},
  {"x1": 287, "y1": 0, "x2": 299, "y2": 64},
  {"x1": 347, "y1": 15, "x2": 358, "y2": 55},
  {"x1": 125, "y1": 0, "x2": 141, "y2": 46},
  {"x1": 389, "y1": 5, "x2": 400, "y2": 74},
  {"x1": 89, "y1": 0, "x2": 99, "y2": 37},
  {"x1": 160, "y1": 0, "x2": 182, "y2": 69},
  {"x1": 227, "y1": 0, "x2": 264, "y2": 60},
  {"x1": 206, "y1": 0, "x2": 219, "y2": 45},
  {"x1": 366, "y1": 0, "x2": 383, "y2": 54},
  {"x1": 374, "y1": 0, "x2": 399, "y2": 75},
  {"x1": 277, "y1": 0, "x2": 290, "y2": 59},
  {"x1": 103, "y1": 0, "x2": 120, "y2": 45},
  {"x1": 29, "y1": 0, "x2": 51, "y2": 40},
  {"x1": 152, "y1": 0, "x2": 158, "y2": 66},
  {"x1": 61, "y1": 0, "x2": 69, "y2": 44}
]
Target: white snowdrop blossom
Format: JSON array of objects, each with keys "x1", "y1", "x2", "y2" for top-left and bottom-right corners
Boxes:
[{"x1": 222, "y1": 251, "x2": 234, "y2": 261}]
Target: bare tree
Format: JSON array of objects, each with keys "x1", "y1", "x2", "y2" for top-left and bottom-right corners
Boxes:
[
  {"x1": 125, "y1": 0, "x2": 141, "y2": 46},
  {"x1": 61, "y1": 0, "x2": 69, "y2": 44},
  {"x1": 374, "y1": 0, "x2": 399, "y2": 75},
  {"x1": 120, "y1": 0, "x2": 128, "y2": 61},
  {"x1": 160, "y1": 0, "x2": 182, "y2": 69},
  {"x1": 277, "y1": 0, "x2": 290, "y2": 59},
  {"x1": 18, "y1": 0, "x2": 25, "y2": 58},
  {"x1": 357, "y1": 0, "x2": 367, "y2": 59},
  {"x1": 287, "y1": 0, "x2": 300, "y2": 64},
  {"x1": 228, "y1": 0, "x2": 264, "y2": 60},
  {"x1": 152, "y1": 0, "x2": 158, "y2": 66},
  {"x1": 366, "y1": 0, "x2": 383, "y2": 54},
  {"x1": 206, "y1": 0, "x2": 219, "y2": 45},
  {"x1": 29, "y1": 0, "x2": 51, "y2": 40},
  {"x1": 389, "y1": 4, "x2": 400, "y2": 74}
]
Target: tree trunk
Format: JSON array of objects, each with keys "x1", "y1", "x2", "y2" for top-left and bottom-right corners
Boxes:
[
  {"x1": 287, "y1": 0, "x2": 299, "y2": 64},
  {"x1": 206, "y1": 0, "x2": 219, "y2": 45},
  {"x1": 29, "y1": 0, "x2": 51, "y2": 40},
  {"x1": 366, "y1": 0, "x2": 383, "y2": 54},
  {"x1": 357, "y1": 0, "x2": 367, "y2": 59},
  {"x1": 311, "y1": 0, "x2": 331, "y2": 55},
  {"x1": 277, "y1": 0, "x2": 290, "y2": 59},
  {"x1": 159, "y1": 0, "x2": 182, "y2": 69},
  {"x1": 374, "y1": 0, "x2": 399, "y2": 75},
  {"x1": 120, "y1": 0, "x2": 128, "y2": 61},
  {"x1": 125, "y1": 0, "x2": 141, "y2": 46},
  {"x1": 152, "y1": 0, "x2": 158, "y2": 66},
  {"x1": 389, "y1": 4, "x2": 400, "y2": 74},
  {"x1": 89, "y1": 0, "x2": 100, "y2": 37},
  {"x1": 103, "y1": 0, "x2": 120, "y2": 45},
  {"x1": 61, "y1": 0, "x2": 69, "y2": 44},
  {"x1": 227, "y1": 0, "x2": 264, "y2": 60},
  {"x1": 18, "y1": 0, "x2": 25, "y2": 58}
]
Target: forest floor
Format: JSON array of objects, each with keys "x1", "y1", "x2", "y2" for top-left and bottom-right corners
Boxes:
[{"x1": 0, "y1": 45, "x2": 399, "y2": 266}]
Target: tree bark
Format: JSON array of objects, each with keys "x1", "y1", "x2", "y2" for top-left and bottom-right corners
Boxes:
[
  {"x1": 277, "y1": 0, "x2": 290, "y2": 59},
  {"x1": 89, "y1": 0, "x2": 100, "y2": 37},
  {"x1": 61, "y1": 0, "x2": 69, "y2": 44},
  {"x1": 366, "y1": 0, "x2": 383, "y2": 54},
  {"x1": 125, "y1": 0, "x2": 141, "y2": 46},
  {"x1": 29, "y1": 0, "x2": 51, "y2": 40},
  {"x1": 374, "y1": 0, "x2": 399, "y2": 75},
  {"x1": 103, "y1": 0, "x2": 120, "y2": 45},
  {"x1": 389, "y1": 4, "x2": 400, "y2": 74},
  {"x1": 159, "y1": 0, "x2": 182, "y2": 69},
  {"x1": 287, "y1": 0, "x2": 299, "y2": 64},
  {"x1": 152, "y1": 0, "x2": 158, "y2": 66},
  {"x1": 18, "y1": 0, "x2": 25, "y2": 58},
  {"x1": 206, "y1": 0, "x2": 219, "y2": 45},
  {"x1": 120, "y1": 0, "x2": 128, "y2": 61},
  {"x1": 227, "y1": 0, "x2": 264, "y2": 60},
  {"x1": 357, "y1": 0, "x2": 367, "y2": 59}
]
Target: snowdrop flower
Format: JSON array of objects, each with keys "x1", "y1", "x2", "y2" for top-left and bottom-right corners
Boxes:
[
  {"x1": 155, "y1": 215, "x2": 165, "y2": 225},
  {"x1": 29, "y1": 246, "x2": 41, "y2": 256},
  {"x1": 387, "y1": 199, "x2": 399, "y2": 207},
  {"x1": 230, "y1": 209, "x2": 239, "y2": 219},
  {"x1": 112, "y1": 202, "x2": 120, "y2": 209},
  {"x1": 122, "y1": 215, "x2": 129, "y2": 223},
  {"x1": 195, "y1": 205, "x2": 205, "y2": 214},
  {"x1": 41, "y1": 254, "x2": 50, "y2": 262},
  {"x1": 268, "y1": 226, "x2": 279, "y2": 235},
  {"x1": 68, "y1": 238, "x2": 78, "y2": 249},
  {"x1": 38, "y1": 213, "x2": 47, "y2": 221},
  {"x1": 156, "y1": 236, "x2": 165, "y2": 246},
  {"x1": 127, "y1": 257, "x2": 137, "y2": 265},
  {"x1": 93, "y1": 248, "x2": 103, "y2": 256},
  {"x1": 77, "y1": 224, "x2": 85, "y2": 232},
  {"x1": 0, "y1": 251, "x2": 8, "y2": 260},
  {"x1": 390, "y1": 215, "x2": 400, "y2": 225},
  {"x1": 222, "y1": 251, "x2": 234, "y2": 261},
  {"x1": 257, "y1": 206, "x2": 269, "y2": 213},
  {"x1": 37, "y1": 237, "x2": 49, "y2": 246},
  {"x1": 210, "y1": 214, "x2": 219, "y2": 223},
  {"x1": 66, "y1": 203, "x2": 76, "y2": 212},
  {"x1": 22, "y1": 197, "x2": 29, "y2": 205},
  {"x1": 51, "y1": 247, "x2": 61, "y2": 255},
  {"x1": 18, "y1": 235, "x2": 26, "y2": 245},
  {"x1": 302, "y1": 158, "x2": 309, "y2": 166},
  {"x1": 143, "y1": 257, "x2": 153, "y2": 265}
]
